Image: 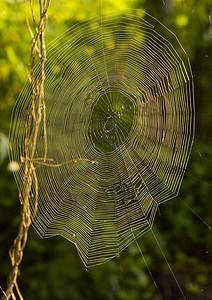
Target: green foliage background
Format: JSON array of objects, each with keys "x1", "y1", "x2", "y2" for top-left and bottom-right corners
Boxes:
[{"x1": 0, "y1": 0, "x2": 211, "y2": 299}]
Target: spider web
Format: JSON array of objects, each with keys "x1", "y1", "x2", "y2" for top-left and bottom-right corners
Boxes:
[{"x1": 9, "y1": 10, "x2": 194, "y2": 268}]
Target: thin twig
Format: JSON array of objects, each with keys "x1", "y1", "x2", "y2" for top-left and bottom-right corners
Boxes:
[
  {"x1": 1, "y1": 1, "x2": 50, "y2": 299},
  {"x1": 20, "y1": 156, "x2": 99, "y2": 166}
]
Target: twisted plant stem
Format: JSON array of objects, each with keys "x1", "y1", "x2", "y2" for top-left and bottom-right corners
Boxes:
[{"x1": 1, "y1": 1, "x2": 50, "y2": 299}]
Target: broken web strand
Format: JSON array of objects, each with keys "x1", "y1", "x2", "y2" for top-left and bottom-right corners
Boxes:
[
  {"x1": 193, "y1": 139, "x2": 212, "y2": 164},
  {"x1": 178, "y1": 194, "x2": 211, "y2": 230},
  {"x1": 193, "y1": 114, "x2": 212, "y2": 166}
]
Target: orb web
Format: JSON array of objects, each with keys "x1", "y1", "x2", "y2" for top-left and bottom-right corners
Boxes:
[{"x1": 9, "y1": 10, "x2": 195, "y2": 268}]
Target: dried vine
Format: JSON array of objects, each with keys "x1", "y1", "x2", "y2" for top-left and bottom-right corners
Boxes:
[{"x1": 1, "y1": 1, "x2": 50, "y2": 299}]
